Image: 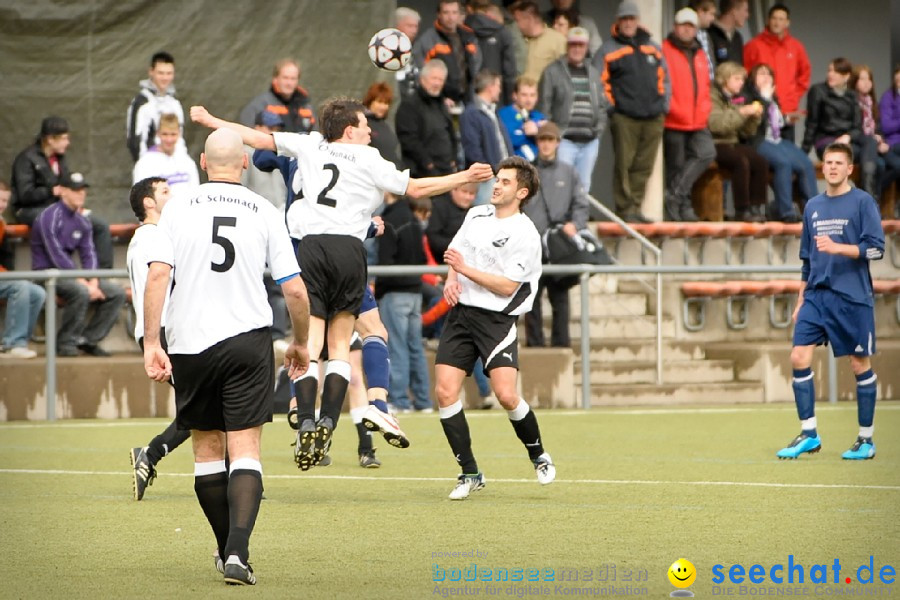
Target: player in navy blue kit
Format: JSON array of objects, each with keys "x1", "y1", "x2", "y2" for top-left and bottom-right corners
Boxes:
[{"x1": 777, "y1": 143, "x2": 885, "y2": 460}]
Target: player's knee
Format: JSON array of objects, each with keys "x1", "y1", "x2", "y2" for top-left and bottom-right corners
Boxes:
[
  {"x1": 435, "y1": 379, "x2": 460, "y2": 406},
  {"x1": 790, "y1": 346, "x2": 812, "y2": 369},
  {"x1": 493, "y1": 388, "x2": 519, "y2": 409},
  {"x1": 848, "y1": 355, "x2": 871, "y2": 375}
]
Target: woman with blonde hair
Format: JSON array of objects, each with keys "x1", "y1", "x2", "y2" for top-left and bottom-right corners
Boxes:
[{"x1": 708, "y1": 61, "x2": 769, "y2": 221}]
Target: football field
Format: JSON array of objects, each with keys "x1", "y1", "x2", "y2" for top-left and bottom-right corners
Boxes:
[{"x1": 1, "y1": 404, "x2": 898, "y2": 599}]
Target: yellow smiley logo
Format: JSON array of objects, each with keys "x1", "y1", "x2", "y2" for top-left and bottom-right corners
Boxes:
[{"x1": 668, "y1": 558, "x2": 697, "y2": 588}]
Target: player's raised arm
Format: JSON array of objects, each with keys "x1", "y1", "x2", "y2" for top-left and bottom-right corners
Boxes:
[
  {"x1": 189, "y1": 105, "x2": 276, "y2": 151},
  {"x1": 405, "y1": 162, "x2": 494, "y2": 199}
]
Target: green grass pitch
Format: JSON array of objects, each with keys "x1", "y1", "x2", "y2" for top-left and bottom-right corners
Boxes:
[{"x1": 1, "y1": 404, "x2": 898, "y2": 598}]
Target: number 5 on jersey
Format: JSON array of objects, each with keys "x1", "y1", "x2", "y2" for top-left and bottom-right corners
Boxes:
[{"x1": 211, "y1": 216, "x2": 236, "y2": 272}]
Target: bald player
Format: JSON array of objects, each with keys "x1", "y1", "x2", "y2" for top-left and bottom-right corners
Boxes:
[{"x1": 143, "y1": 128, "x2": 311, "y2": 586}]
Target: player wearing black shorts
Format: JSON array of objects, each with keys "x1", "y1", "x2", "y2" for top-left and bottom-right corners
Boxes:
[
  {"x1": 125, "y1": 177, "x2": 190, "y2": 501},
  {"x1": 191, "y1": 100, "x2": 492, "y2": 469},
  {"x1": 143, "y1": 129, "x2": 310, "y2": 586},
  {"x1": 434, "y1": 156, "x2": 556, "y2": 500}
]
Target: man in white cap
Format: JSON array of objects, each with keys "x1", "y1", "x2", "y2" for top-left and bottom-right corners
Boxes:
[
  {"x1": 661, "y1": 7, "x2": 715, "y2": 221},
  {"x1": 538, "y1": 26, "x2": 608, "y2": 193}
]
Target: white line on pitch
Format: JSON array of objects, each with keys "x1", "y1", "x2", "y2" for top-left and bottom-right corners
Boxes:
[
  {"x1": 1, "y1": 404, "x2": 894, "y2": 429},
  {"x1": 0, "y1": 468, "x2": 897, "y2": 491}
]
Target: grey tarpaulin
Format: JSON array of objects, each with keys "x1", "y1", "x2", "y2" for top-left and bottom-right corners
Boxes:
[{"x1": 0, "y1": 0, "x2": 395, "y2": 222}]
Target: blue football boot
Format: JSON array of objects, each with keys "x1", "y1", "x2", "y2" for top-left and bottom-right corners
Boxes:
[
  {"x1": 776, "y1": 433, "x2": 821, "y2": 459},
  {"x1": 841, "y1": 437, "x2": 875, "y2": 460}
]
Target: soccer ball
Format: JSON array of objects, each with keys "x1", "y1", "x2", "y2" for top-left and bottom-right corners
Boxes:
[{"x1": 367, "y1": 28, "x2": 412, "y2": 72}]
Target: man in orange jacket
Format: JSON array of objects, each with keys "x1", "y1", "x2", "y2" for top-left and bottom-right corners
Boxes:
[
  {"x1": 661, "y1": 8, "x2": 715, "y2": 222},
  {"x1": 743, "y1": 4, "x2": 811, "y2": 143}
]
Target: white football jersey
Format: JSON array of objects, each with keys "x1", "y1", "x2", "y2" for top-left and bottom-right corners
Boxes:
[
  {"x1": 448, "y1": 204, "x2": 542, "y2": 315},
  {"x1": 274, "y1": 131, "x2": 409, "y2": 240},
  {"x1": 132, "y1": 149, "x2": 200, "y2": 200},
  {"x1": 127, "y1": 224, "x2": 171, "y2": 341},
  {"x1": 151, "y1": 181, "x2": 300, "y2": 354}
]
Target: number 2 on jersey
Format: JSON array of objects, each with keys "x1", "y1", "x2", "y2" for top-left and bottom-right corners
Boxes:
[
  {"x1": 211, "y1": 216, "x2": 236, "y2": 272},
  {"x1": 317, "y1": 163, "x2": 340, "y2": 207}
]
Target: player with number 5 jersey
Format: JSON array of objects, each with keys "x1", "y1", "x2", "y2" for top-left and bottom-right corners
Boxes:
[{"x1": 190, "y1": 99, "x2": 494, "y2": 466}]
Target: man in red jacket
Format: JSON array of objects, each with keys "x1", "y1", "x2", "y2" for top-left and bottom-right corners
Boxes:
[
  {"x1": 661, "y1": 8, "x2": 715, "y2": 222},
  {"x1": 743, "y1": 3, "x2": 811, "y2": 142}
]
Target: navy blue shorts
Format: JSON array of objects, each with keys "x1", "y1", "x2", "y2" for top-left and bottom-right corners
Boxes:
[
  {"x1": 360, "y1": 285, "x2": 377, "y2": 314},
  {"x1": 792, "y1": 289, "x2": 876, "y2": 357}
]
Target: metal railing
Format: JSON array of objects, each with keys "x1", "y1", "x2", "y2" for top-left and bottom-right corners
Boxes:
[{"x1": 2, "y1": 261, "x2": 817, "y2": 420}]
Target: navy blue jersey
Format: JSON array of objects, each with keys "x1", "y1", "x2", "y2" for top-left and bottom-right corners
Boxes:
[{"x1": 799, "y1": 187, "x2": 884, "y2": 306}]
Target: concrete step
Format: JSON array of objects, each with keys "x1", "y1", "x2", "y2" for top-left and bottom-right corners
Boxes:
[
  {"x1": 580, "y1": 340, "x2": 707, "y2": 362},
  {"x1": 564, "y1": 315, "x2": 676, "y2": 340},
  {"x1": 566, "y1": 292, "x2": 648, "y2": 317},
  {"x1": 578, "y1": 381, "x2": 766, "y2": 406},
  {"x1": 575, "y1": 359, "x2": 735, "y2": 385}
]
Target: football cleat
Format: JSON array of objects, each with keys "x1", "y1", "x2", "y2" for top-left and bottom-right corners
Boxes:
[
  {"x1": 533, "y1": 453, "x2": 556, "y2": 485},
  {"x1": 214, "y1": 550, "x2": 224, "y2": 575},
  {"x1": 130, "y1": 446, "x2": 157, "y2": 501},
  {"x1": 223, "y1": 555, "x2": 256, "y2": 586},
  {"x1": 776, "y1": 433, "x2": 822, "y2": 459},
  {"x1": 362, "y1": 405, "x2": 410, "y2": 449},
  {"x1": 448, "y1": 472, "x2": 485, "y2": 500},
  {"x1": 293, "y1": 419, "x2": 317, "y2": 471},
  {"x1": 313, "y1": 416, "x2": 334, "y2": 465},
  {"x1": 841, "y1": 437, "x2": 875, "y2": 460},
  {"x1": 358, "y1": 449, "x2": 381, "y2": 468}
]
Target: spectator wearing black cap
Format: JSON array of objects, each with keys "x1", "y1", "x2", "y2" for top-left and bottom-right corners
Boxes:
[
  {"x1": 30, "y1": 173, "x2": 126, "y2": 357},
  {"x1": 11, "y1": 116, "x2": 114, "y2": 268},
  {"x1": 11, "y1": 116, "x2": 71, "y2": 226}
]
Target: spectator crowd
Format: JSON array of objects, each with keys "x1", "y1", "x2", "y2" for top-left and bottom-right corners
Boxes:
[{"x1": 2, "y1": 0, "x2": 899, "y2": 421}]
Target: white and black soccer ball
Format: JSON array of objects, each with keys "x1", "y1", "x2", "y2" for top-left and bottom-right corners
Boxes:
[{"x1": 367, "y1": 28, "x2": 412, "y2": 72}]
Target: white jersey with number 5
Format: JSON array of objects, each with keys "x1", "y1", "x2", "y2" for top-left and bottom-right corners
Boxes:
[
  {"x1": 151, "y1": 181, "x2": 300, "y2": 355},
  {"x1": 448, "y1": 204, "x2": 542, "y2": 316},
  {"x1": 273, "y1": 131, "x2": 410, "y2": 240}
]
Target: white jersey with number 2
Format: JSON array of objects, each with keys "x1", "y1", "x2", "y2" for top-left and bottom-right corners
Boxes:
[
  {"x1": 274, "y1": 131, "x2": 410, "y2": 241},
  {"x1": 151, "y1": 181, "x2": 301, "y2": 355}
]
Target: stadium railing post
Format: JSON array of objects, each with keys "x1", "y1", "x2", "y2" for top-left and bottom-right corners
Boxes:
[
  {"x1": 45, "y1": 273, "x2": 57, "y2": 421},
  {"x1": 580, "y1": 270, "x2": 591, "y2": 410}
]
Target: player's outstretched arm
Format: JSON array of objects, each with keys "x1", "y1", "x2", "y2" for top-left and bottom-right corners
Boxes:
[
  {"x1": 282, "y1": 275, "x2": 311, "y2": 379},
  {"x1": 405, "y1": 163, "x2": 494, "y2": 199},
  {"x1": 143, "y1": 262, "x2": 172, "y2": 382},
  {"x1": 190, "y1": 106, "x2": 276, "y2": 151}
]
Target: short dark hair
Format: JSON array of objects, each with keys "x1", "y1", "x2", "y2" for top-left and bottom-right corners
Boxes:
[
  {"x1": 830, "y1": 57, "x2": 852, "y2": 76},
  {"x1": 129, "y1": 177, "x2": 167, "y2": 222},
  {"x1": 718, "y1": 0, "x2": 747, "y2": 16},
  {"x1": 474, "y1": 69, "x2": 500, "y2": 94},
  {"x1": 768, "y1": 3, "x2": 790, "y2": 18},
  {"x1": 510, "y1": 0, "x2": 541, "y2": 18},
  {"x1": 320, "y1": 97, "x2": 366, "y2": 142},
  {"x1": 497, "y1": 156, "x2": 540, "y2": 206},
  {"x1": 436, "y1": 0, "x2": 462, "y2": 11},
  {"x1": 409, "y1": 195, "x2": 433, "y2": 214},
  {"x1": 0, "y1": 180, "x2": 10, "y2": 192},
  {"x1": 690, "y1": 0, "x2": 716, "y2": 12},
  {"x1": 823, "y1": 142, "x2": 854, "y2": 163},
  {"x1": 151, "y1": 51, "x2": 175, "y2": 68}
]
